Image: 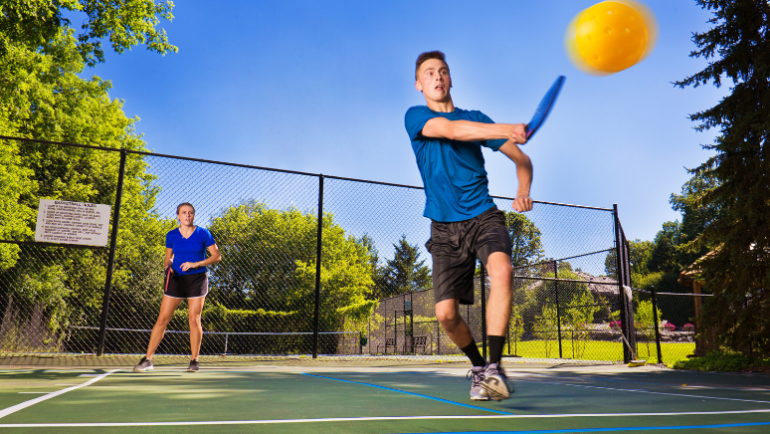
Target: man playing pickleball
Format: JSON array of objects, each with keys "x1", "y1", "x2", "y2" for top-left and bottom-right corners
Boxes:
[{"x1": 405, "y1": 51, "x2": 533, "y2": 401}]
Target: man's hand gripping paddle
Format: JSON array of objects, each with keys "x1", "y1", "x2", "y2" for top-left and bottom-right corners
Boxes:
[{"x1": 525, "y1": 75, "x2": 565, "y2": 140}]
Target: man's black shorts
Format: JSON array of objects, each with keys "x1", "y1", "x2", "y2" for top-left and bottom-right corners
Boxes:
[
  {"x1": 163, "y1": 269, "x2": 209, "y2": 300},
  {"x1": 426, "y1": 206, "x2": 511, "y2": 305}
]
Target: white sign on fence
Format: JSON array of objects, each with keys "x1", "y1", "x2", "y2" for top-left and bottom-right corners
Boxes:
[{"x1": 34, "y1": 199, "x2": 111, "y2": 246}]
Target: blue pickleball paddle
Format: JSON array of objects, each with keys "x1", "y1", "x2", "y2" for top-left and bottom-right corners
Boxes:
[{"x1": 525, "y1": 75, "x2": 565, "y2": 140}]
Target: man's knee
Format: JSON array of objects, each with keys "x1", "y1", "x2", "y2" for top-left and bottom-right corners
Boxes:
[
  {"x1": 486, "y1": 257, "x2": 512, "y2": 282},
  {"x1": 435, "y1": 303, "x2": 461, "y2": 327}
]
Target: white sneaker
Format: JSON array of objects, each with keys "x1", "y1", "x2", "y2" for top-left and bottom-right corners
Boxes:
[{"x1": 481, "y1": 363, "x2": 512, "y2": 401}]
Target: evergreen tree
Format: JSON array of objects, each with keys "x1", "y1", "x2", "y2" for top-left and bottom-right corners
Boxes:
[
  {"x1": 379, "y1": 235, "x2": 431, "y2": 297},
  {"x1": 669, "y1": 171, "x2": 722, "y2": 268},
  {"x1": 674, "y1": 0, "x2": 770, "y2": 356},
  {"x1": 648, "y1": 221, "x2": 681, "y2": 273}
]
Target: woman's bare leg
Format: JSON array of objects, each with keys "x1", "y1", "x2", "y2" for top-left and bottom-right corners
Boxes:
[
  {"x1": 188, "y1": 297, "x2": 206, "y2": 361},
  {"x1": 146, "y1": 296, "x2": 183, "y2": 359}
]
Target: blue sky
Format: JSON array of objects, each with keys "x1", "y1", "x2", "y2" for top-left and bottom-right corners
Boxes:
[{"x1": 78, "y1": 0, "x2": 726, "y2": 243}]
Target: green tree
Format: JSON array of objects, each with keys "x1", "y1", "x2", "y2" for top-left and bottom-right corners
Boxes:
[
  {"x1": 673, "y1": 0, "x2": 770, "y2": 356},
  {"x1": 604, "y1": 238, "x2": 655, "y2": 280},
  {"x1": 207, "y1": 201, "x2": 375, "y2": 353},
  {"x1": 563, "y1": 289, "x2": 600, "y2": 359},
  {"x1": 0, "y1": 4, "x2": 177, "y2": 350},
  {"x1": 648, "y1": 221, "x2": 681, "y2": 273},
  {"x1": 0, "y1": 141, "x2": 35, "y2": 271},
  {"x1": 508, "y1": 303, "x2": 525, "y2": 356},
  {"x1": 628, "y1": 240, "x2": 654, "y2": 276},
  {"x1": 506, "y1": 211, "x2": 545, "y2": 268},
  {"x1": 375, "y1": 235, "x2": 431, "y2": 298},
  {"x1": 534, "y1": 304, "x2": 558, "y2": 358},
  {"x1": 1, "y1": 1, "x2": 176, "y2": 135},
  {"x1": 669, "y1": 171, "x2": 721, "y2": 267}
]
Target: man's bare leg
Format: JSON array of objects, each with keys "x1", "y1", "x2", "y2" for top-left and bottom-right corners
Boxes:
[
  {"x1": 485, "y1": 252, "x2": 513, "y2": 337},
  {"x1": 481, "y1": 251, "x2": 514, "y2": 400},
  {"x1": 435, "y1": 299, "x2": 473, "y2": 348},
  {"x1": 437, "y1": 298, "x2": 488, "y2": 400}
]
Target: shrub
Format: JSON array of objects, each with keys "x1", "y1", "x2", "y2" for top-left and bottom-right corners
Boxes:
[
  {"x1": 682, "y1": 323, "x2": 695, "y2": 331},
  {"x1": 661, "y1": 321, "x2": 676, "y2": 331},
  {"x1": 609, "y1": 320, "x2": 622, "y2": 330}
]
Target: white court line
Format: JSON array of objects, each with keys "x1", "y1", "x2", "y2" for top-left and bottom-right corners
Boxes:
[
  {"x1": 436, "y1": 370, "x2": 770, "y2": 404},
  {"x1": 512, "y1": 372, "x2": 770, "y2": 392},
  {"x1": 0, "y1": 369, "x2": 121, "y2": 420},
  {"x1": 535, "y1": 380, "x2": 770, "y2": 404},
  {"x1": 2, "y1": 409, "x2": 770, "y2": 428}
]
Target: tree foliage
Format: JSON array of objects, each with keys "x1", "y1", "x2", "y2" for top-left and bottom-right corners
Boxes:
[
  {"x1": 1, "y1": 1, "x2": 176, "y2": 135},
  {"x1": 207, "y1": 202, "x2": 376, "y2": 341},
  {"x1": 0, "y1": 2, "x2": 176, "y2": 351},
  {"x1": 372, "y1": 235, "x2": 431, "y2": 298},
  {"x1": 506, "y1": 211, "x2": 545, "y2": 268},
  {"x1": 673, "y1": 0, "x2": 770, "y2": 356}
]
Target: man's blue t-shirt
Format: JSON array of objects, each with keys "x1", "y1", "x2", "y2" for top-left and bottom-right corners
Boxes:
[
  {"x1": 405, "y1": 106, "x2": 507, "y2": 222},
  {"x1": 166, "y1": 226, "x2": 216, "y2": 275}
]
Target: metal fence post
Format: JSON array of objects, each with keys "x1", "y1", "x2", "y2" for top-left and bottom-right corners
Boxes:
[
  {"x1": 613, "y1": 204, "x2": 631, "y2": 363},
  {"x1": 96, "y1": 150, "x2": 127, "y2": 356},
  {"x1": 480, "y1": 261, "x2": 487, "y2": 359},
  {"x1": 651, "y1": 285, "x2": 663, "y2": 364},
  {"x1": 311, "y1": 175, "x2": 324, "y2": 358},
  {"x1": 554, "y1": 260, "x2": 563, "y2": 359}
]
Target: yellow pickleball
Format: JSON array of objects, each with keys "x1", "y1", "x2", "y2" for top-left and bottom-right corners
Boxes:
[{"x1": 565, "y1": 1, "x2": 657, "y2": 75}]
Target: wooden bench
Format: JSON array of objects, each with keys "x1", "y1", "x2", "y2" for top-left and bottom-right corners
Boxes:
[
  {"x1": 377, "y1": 337, "x2": 397, "y2": 354},
  {"x1": 413, "y1": 335, "x2": 427, "y2": 354}
]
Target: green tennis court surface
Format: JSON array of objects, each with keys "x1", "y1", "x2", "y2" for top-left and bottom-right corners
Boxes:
[{"x1": 2, "y1": 363, "x2": 770, "y2": 433}]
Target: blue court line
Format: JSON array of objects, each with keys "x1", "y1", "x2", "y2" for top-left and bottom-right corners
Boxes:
[
  {"x1": 398, "y1": 421, "x2": 770, "y2": 433},
  {"x1": 301, "y1": 373, "x2": 513, "y2": 415}
]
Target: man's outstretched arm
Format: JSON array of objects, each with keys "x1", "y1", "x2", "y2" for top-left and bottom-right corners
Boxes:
[
  {"x1": 498, "y1": 141, "x2": 533, "y2": 212},
  {"x1": 422, "y1": 118, "x2": 528, "y2": 144}
]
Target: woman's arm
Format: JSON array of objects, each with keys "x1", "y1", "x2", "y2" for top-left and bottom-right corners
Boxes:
[
  {"x1": 180, "y1": 243, "x2": 222, "y2": 271},
  {"x1": 164, "y1": 248, "x2": 173, "y2": 270}
]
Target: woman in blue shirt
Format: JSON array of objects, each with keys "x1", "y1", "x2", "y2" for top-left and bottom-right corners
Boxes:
[{"x1": 134, "y1": 202, "x2": 221, "y2": 373}]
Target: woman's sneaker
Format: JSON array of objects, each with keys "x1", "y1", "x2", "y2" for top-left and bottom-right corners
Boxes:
[
  {"x1": 133, "y1": 357, "x2": 153, "y2": 372},
  {"x1": 187, "y1": 360, "x2": 200, "y2": 373},
  {"x1": 467, "y1": 366, "x2": 488, "y2": 401},
  {"x1": 481, "y1": 363, "x2": 512, "y2": 401}
]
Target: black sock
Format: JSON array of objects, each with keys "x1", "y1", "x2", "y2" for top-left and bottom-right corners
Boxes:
[
  {"x1": 488, "y1": 335, "x2": 506, "y2": 365},
  {"x1": 460, "y1": 340, "x2": 486, "y2": 367},
  {"x1": 460, "y1": 339, "x2": 487, "y2": 366}
]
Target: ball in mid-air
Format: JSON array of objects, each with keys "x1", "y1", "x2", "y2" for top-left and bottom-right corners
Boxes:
[{"x1": 565, "y1": 1, "x2": 657, "y2": 75}]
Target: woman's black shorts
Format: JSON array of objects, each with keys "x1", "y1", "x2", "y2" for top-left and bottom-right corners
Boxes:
[
  {"x1": 425, "y1": 206, "x2": 512, "y2": 305},
  {"x1": 163, "y1": 270, "x2": 209, "y2": 300}
]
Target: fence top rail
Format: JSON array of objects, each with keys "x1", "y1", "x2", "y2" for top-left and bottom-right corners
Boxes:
[
  {"x1": 3, "y1": 135, "x2": 614, "y2": 211},
  {"x1": 491, "y1": 194, "x2": 614, "y2": 211},
  {"x1": 630, "y1": 288, "x2": 714, "y2": 297},
  {"x1": 512, "y1": 248, "x2": 616, "y2": 272},
  {"x1": 512, "y1": 275, "x2": 620, "y2": 285}
]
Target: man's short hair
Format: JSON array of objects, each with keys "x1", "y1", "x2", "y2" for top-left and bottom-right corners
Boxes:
[{"x1": 415, "y1": 51, "x2": 448, "y2": 80}]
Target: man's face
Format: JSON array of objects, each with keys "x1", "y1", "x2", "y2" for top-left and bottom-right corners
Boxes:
[{"x1": 415, "y1": 58, "x2": 451, "y2": 102}]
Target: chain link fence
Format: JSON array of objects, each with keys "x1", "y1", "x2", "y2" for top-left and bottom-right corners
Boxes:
[{"x1": 0, "y1": 136, "x2": 703, "y2": 365}]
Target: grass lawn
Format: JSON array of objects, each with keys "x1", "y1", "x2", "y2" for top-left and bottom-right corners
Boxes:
[{"x1": 505, "y1": 339, "x2": 695, "y2": 365}]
